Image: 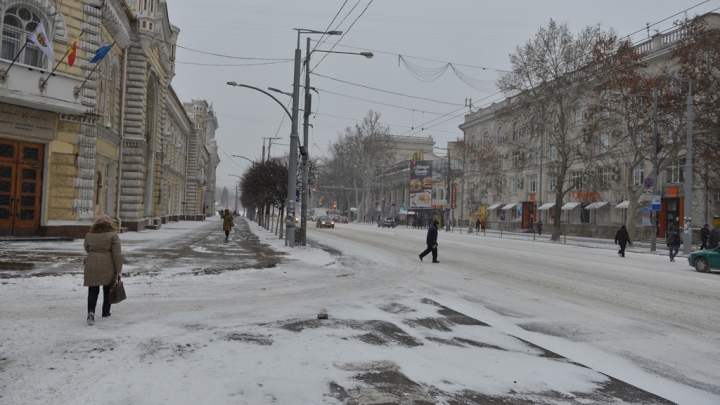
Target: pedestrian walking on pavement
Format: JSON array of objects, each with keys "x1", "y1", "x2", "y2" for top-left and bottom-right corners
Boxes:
[
  {"x1": 480, "y1": 218, "x2": 486, "y2": 232},
  {"x1": 536, "y1": 220, "x2": 543, "y2": 236},
  {"x1": 221, "y1": 209, "x2": 234, "y2": 240},
  {"x1": 475, "y1": 218, "x2": 480, "y2": 232},
  {"x1": 614, "y1": 225, "x2": 632, "y2": 257},
  {"x1": 83, "y1": 214, "x2": 122, "y2": 325},
  {"x1": 709, "y1": 226, "x2": 720, "y2": 249},
  {"x1": 419, "y1": 219, "x2": 440, "y2": 263},
  {"x1": 667, "y1": 221, "x2": 681, "y2": 262},
  {"x1": 700, "y1": 224, "x2": 710, "y2": 250}
]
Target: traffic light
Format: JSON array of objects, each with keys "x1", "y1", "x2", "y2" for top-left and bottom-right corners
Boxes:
[
  {"x1": 333, "y1": 203, "x2": 337, "y2": 209},
  {"x1": 313, "y1": 188, "x2": 316, "y2": 193}
]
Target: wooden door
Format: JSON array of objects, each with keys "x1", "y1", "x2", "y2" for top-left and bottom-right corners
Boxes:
[{"x1": 0, "y1": 139, "x2": 44, "y2": 236}]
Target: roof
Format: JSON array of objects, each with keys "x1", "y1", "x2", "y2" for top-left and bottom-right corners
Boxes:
[
  {"x1": 615, "y1": 201, "x2": 630, "y2": 209},
  {"x1": 501, "y1": 203, "x2": 517, "y2": 210},
  {"x1": 487, "y1": 203, "x2": 502, "y2": 210}
]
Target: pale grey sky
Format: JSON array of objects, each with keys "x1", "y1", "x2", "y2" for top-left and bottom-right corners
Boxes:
[{"x1": 167, "y1": 0, "x2": 720, "y2": 190}]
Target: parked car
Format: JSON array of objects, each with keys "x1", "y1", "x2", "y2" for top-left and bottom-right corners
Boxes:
[
  {"x1": 316, "y1": 216, "x2": 335, "y2": 228},
  {"x1": 688, "y1": 247, "x2": 720, "y2": 272},
  {"x1": 378, "y1": 216, "x2": 396, "y2": 228}
]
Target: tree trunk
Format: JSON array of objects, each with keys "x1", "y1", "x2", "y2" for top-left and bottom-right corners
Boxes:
[
  {"x1": 279, "y1": 205, "x2": 284, "y2": 240},
  {"x1": 551, "y1": 191, "x2": 564, "y2": 241}
]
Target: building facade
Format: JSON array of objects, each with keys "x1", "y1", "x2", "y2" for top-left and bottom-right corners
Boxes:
[{"x1": 0, "y1": 0, "x2": 218, "y2": 237}]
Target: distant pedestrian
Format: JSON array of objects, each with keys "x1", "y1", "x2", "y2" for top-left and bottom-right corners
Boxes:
[
  {"x1": 419, "y1": 219, "x2": 440, "y2": 263},
  {"x1": 614, "y1": 225, "x2": 632, "y2": 257},
  {"x1": 480, "y1": 218, "x2": 486, "y2": 232},
  {"x1": 667, "y1": 221, "x2": 681, "y2": 262},
  {"x1": 475, "y1": 218, "x2": 480, "y2": 232},
  {"x1": 536, "y1": 220, "x2": 543, "y2": 236},
  {"x1": 221, "y1": 208, "x2": 234, "y2": 240},
  {"x1": 700, "y1": 224, "x2": 710, "y2": 250},
  {"x1": 709, "y1": 227, "x2": 720, "y2": 249},
  {"x1": 83, "y1": 214, "x2": 122, "y2": 325}
]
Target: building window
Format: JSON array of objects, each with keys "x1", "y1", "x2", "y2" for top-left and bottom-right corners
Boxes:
[
  {"x1": 528, "y1": 174, "x2": 537, "y2": 193},
  {"x1": 549, "y1": 172, "x2": 556, "y2": 191},
  {"x1": 574, "y1": 138, "x2": 584, "y2": 155},
  {"x1": 572, "y1": 170, "x2": 583, "y2": 190},
  {"x1": 599, "y1": 166, "x2": 611, "y2": 188},
  {"x1": 1, "y1": 7, "x2": 47, "y2": 68},
  {"x1": 666, "y1": 158, "x2": 685, "y2": 183},
  {"x1": 513, "y1": 122, "x2": 521, "y2": 140},
  {"x1": 529, "y1": 148, "x2": 538, "y2": 165},
  {"x1": 483, "y1": 131, "x2": 490, "y2": 147},
  {"x1": 471, "y1": 134, "x2": 478, "y2": 149},
  {"x1": 633, "y1": 163, "x2": 644, "y2": 186},
  {"x1": 497, "y1": 126, "x2": 504, "y2": 144},
  {"x1": 511, "y1": 178, "x2": 519, "y2": 194},
  {"x1": 549, "y1": 145, "x2": 558, "y2": 161},
  {"x1": 600, "y1": 132, "x2": 611, "y2": 153},
  {"x1": 511, "y1": 151, "x2": 521, "y2": 168},
  {"x1": 574, "y1": 106, "x2": 584, "y2": 126}
]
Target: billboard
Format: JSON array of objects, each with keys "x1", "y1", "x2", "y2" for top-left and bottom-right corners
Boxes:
[{"x1": 410, "y1": 160, "x2": 432, "y2": 209}]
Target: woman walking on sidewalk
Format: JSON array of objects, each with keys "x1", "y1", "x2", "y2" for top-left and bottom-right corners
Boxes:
[
  {"x1": 83, "y1": 214, "x2": 122, "y2": 325},
  {"x1": 222, "y1": 208, "x2": 234, "y2": 240}
]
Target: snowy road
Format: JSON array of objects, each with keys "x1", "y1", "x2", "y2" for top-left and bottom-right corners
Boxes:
[
  {"x1": 306, "y1": 222, "x2": 720, "y2": 403},
  {"x1": 0, "y1": 217, "x2": 718, "y2": 404}
]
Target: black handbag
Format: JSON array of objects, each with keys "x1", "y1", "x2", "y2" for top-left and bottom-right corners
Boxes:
[{"x1": 109, "y1": 275, "x2": 126, "y2": 304}]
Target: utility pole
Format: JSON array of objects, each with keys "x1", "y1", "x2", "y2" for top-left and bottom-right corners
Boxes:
[
  {"x1": 446, "y1": 151, "x2": 451, "y2": 232},
  {"x1": 300, "y1": 37, "x2": 312, "y2": 246},
  {"x1": 682, "y1": 80, "x2": 693, "y2": 255},
  {"x1": 651, "y1": 87, "x2": 658, "y2": 252}
]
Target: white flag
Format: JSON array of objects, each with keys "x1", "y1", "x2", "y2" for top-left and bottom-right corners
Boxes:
[{"x1": 29, "y1": 21, "x2": 54, "y2": 64}]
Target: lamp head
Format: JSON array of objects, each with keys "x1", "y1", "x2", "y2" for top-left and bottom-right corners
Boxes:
[
  {"x1": 327, "y1": 31, "x2": 342, "y2": 35},
  {"x1": 361, "y1": 52, "x2": 374, "y2": 59},
  {"x1": 227, "y1": 81, "x2": 237, "y2": 86}
]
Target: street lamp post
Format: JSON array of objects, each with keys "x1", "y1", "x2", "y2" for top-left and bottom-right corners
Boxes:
[{"x1": 228, "y1": 174, "x2": 242, "y2": 217}]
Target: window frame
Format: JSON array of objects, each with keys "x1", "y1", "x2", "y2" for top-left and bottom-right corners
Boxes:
[{"x1": 1, "y1": 6, "x2": 50, "y2": 69}]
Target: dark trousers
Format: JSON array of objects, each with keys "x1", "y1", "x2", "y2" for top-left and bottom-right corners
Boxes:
[
  {"x1": 224, "y1": 230, "x2": 230, "y2": 239},
  {"x1": 669, "y1": 245, "x2": 680, "y2": 260},
  {"x1": 618, "y1": 242, "x2": 627, "y2": 257},
  {"x1": 420, "y1": 244, "x2": 437, "y2": 262},
  {"x1": 88, "y1": 285, "x2": 111, "y2": 315},
  {"x1": 700, "y1": 239, "x2": 708, "y2": 250}
]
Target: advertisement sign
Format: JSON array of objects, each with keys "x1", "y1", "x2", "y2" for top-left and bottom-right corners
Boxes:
[
  {"x1": 651, "y1": 195, "x2": 661, "y2": 211},
  {"x1": 642, "y1": 202, "x2": 652, "y2": 226},
  {"x1": 451, "y1": 183, "x2": 457, "y2": 209},
  {"x1": 410, "y1": 160, "x2": 432, "y2": 209}
]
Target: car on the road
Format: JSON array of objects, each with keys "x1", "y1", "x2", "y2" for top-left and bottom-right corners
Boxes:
[
  {"x1": 688, "y1": 246, "x2": 720, "y2": 272},
  {"x1": 340, "y1": 216, "x2": 349, "y2": 223},
  {"x1": 378, "y1": 216, "x2": 396, "y2": 228},
  {"x1": 316, "y1": 216, "x2": 335, "y2": 228}
]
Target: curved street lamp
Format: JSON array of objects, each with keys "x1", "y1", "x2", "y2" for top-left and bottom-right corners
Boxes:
[{"x1": 226, "y1": 82, "x2": 292, "y2": 120}]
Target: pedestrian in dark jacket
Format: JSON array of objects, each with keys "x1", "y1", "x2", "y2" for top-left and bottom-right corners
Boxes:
[
  {"x1": 667, "y1": 222, "x2": 681, "y2": 262},
  {"x1": 614, "y1": 225, "x2": 632, "y2": 257},
  {"x1": 475, "y1": 218, "x2": 480, "y2": 232},
  {"x1": 536, "y1": 220, "x2": 543, "y2": 236},
  {"x1": 221, "y1": 209, "x2": 234, "y2": 240},
  {"x1": 709, "y1": 227, "x2": 720, "y2": 249},
  {"x1": 419, "y1": 220, "x2": 440, "y2": 263},
  {"x1": 480, "y1": 218, "x2": 486, "y2": 232},
  {"x1": 84, "y1": 214, "x2": 122, "y2": 325},
  {"x1": 700, "y1": 224, "x2": 711, "y2": 250}
]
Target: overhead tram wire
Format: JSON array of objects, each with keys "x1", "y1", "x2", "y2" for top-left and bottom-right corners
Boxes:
[
  {"x1": 175, "y1": 60, "x2": 292, "y2": 67},
  {"x1": 312, "y1": 0, "x2": 352, "y2": 53},
  {"x1": 312, "y1": 0, "x2": 375, "y2": 71},
  {"x1": 313, "y1": 87, "x2": 448, "y2": 116}
]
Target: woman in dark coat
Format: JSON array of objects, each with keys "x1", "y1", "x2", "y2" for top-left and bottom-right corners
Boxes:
[
  {"x1": 84, "y1": 214, "x2": 122, "y2": 325},
  {"x1": 222, "y1": 208, "x2": 234, "y2": 240},
  {"x1": 614, "y1": 225, "x2": 632, "y2": 257}
]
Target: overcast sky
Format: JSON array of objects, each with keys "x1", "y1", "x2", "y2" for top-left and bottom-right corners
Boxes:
[{"x1": 167, "y1": 0, "x2": 719, "y2": 191}]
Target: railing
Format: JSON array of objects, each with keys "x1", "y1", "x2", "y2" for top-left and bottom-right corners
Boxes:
[
  {"x1": 661, "y1": 28, "x2": 686, "y2": 45},
  {"x1": 635, "y1": 40, "x2": 653, "y2": 54}
]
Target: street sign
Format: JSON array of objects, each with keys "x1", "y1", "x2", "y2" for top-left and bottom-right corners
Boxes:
[
  {"x1": 446, "y1": 208, "x2": 451, "y2": 212},
  {"x1": 651, "y1": 195, "x2": 661, "y2": 211},
  {"x1": 643, "y1": 177, "x2": 653, "y2": 189}
]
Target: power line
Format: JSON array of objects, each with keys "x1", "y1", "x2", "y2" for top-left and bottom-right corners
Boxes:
[
  {"x1": 311, "y1": 72, "x2": 464, "y2": 106},
  {"x1": 312, "y1": 0, "x2": 374, "y2": 71},
  {"x1": 312, "y1": 0, "x2": 351, "y2": 53},
  {"x1": 175, "y1": 60, "x2": 292, "y2": 67}
]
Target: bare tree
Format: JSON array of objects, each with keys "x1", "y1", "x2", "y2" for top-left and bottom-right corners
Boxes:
[{"x1": 497, "y1": 20, "x2": 620, "y2": 241}]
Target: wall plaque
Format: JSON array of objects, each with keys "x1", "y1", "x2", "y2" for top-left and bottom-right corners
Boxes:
[{"x1": 0, "y1": 103, "x2": 55, "y2": 141}]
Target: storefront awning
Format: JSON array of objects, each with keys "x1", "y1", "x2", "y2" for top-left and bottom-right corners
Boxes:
[
  {"x1": 487, "y1": 203, "x2": 502, "y2": 210},
  {"x1": 537, "y1": 202, "x2": 556, "y2": 211},
  {"x1": 615, "y1": 201, "x2": 630, "y2": 209},
  {"x1": 561, "y1": 202, "x2": 581, "y2": 211},
  {"x1": 501, "y1": 203, "x2": 517, "y2": 210},
  {"x1": 585, "y1": 201, "x2": 608, "y2": 210}
]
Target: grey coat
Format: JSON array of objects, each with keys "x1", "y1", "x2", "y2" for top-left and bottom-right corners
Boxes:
[{"x1": 83, "y1": 223, "x2": 123, "y2": 287}]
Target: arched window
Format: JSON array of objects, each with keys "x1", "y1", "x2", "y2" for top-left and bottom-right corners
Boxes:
[
  {"x1": 482, "y1": 130, "x2": 489, "y2": 147},
  {"x1": 1, "y1": 7, "x2": 47, "y2": 68},
  {"x1": 513, "y1": 122, "x2": 521, "y2": 140},
  {"x1": 497, "y1": 126, "x2": 504, "y2": 143},
  {"x1": 470, "y1": 134, "x2": 478, "y2": 149}
]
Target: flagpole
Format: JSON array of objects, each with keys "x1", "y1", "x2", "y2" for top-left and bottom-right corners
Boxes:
[
  {"x1": 73, "y1": 61, "x2": 101, "y2": 98},
  {"x1": 0, "y1": 40, "x2": 30, "y2": 83},
  {"x1": 40, "y1": 31, "x2": 83, "y2": 89}
]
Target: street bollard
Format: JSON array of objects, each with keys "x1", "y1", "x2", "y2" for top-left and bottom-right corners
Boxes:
[
  {"x1": 564, "y1": 234, "x2": 567, "y2": 244},
  {"x1": 483, "y1": 229, "x2": 486, "y2": 236},
  {"x1": 476, "y1": 228, "x2": 478, "y2": 236},
  {"x1": 500, "y1": 229, "x2": 503, "y2": 238},
  {"x1": 533, "y1": 230, "x2": 536, "y2": 240}
]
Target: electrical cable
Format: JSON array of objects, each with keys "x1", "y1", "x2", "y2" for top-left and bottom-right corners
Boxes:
[
  {"x1": 312, "y1": 0, "x2": 374, "y2": 71},
  {"x1": 312, "y1": 0, "x2": 351, "y2": 53},
  {"x1": 175, "y1": 60, "x2": 292, "y2": 67}
]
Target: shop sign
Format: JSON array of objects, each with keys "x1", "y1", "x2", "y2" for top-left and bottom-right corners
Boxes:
[
  {"x1": 0, "y1": 103, "x2": 54, "y2": 140},
  {"x1": 410, "y1": 160, "x2": 432, "y2": 209},
  {"x1": 451, "y1": 183, "x2": 457, "y2": 209}
]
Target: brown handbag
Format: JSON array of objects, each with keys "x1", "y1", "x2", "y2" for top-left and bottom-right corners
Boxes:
[{"x1": 109, "y1": 275, "x2": 126, "y2": 304}]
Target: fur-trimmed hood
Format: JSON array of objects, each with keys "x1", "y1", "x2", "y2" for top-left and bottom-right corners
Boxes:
[{"x1": 89, "y1": 222, "x2": 115, "y2": 233}]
